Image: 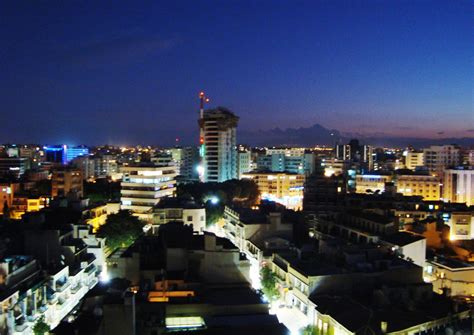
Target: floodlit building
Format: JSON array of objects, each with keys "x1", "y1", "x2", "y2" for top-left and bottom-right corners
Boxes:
[
  {"x1": 405, "y1": 151, "x2": 424, "y2": 170},
  {"x1": 120, "y1": 164, "x2": 176, "y2": 214},
  {"x1": 355, "y1": 172, "x2": 441, "y2": 200},
  {"x1": 241, "y1": 171, "x2": 305, "y2": 210},
  {"x1": 355, "y1": 174, "x2": 392, "y2": 194},
  {"x1": 10, "y1": 196, "x2": 43, "y2": 220},
  {"x1": 443, "y1": 168, "x2": 474, "y2": 207},
  {"x1": 65, "y1": 146, "x2": 89, "y2": 163},
  {"x1": 198, "y1": 107, "x2": 239, "y2": 182},
  {"x1": 396, "y1": 173, "x2": 441, "y2": 200}
]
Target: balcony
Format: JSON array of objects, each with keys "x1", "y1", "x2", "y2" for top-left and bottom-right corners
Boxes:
[
  {"x1": 56, "y1": 279, "x2": 71, "y2": 292},
  {"x1": 85, "y1": 264, "x2": 97, "y2": 274},
  {"x1": 88, "y1": 278, "x2": 98, "y2": 288},
  {"x1": 26, "y1": 314, "x2": 38, "y2": 323},
  {"x1": 71, "y1": 283, "x2": 83, "y2": 295},
  {"x1": 47, "y1": 293, "x2": 58, "y2": 305},
  {"x1": 15, "y1": 322, "x2": 28, "y2": 333}
]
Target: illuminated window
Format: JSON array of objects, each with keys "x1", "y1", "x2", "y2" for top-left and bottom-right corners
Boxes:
[{"x1": 165, "y1": 316, "x2": 205, "y2": 329}]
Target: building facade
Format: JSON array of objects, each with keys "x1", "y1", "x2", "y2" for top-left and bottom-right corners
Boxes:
[
  {"x1": 241, "y1": 171, "x2": 305, "y2": 210},
  {"x1": 396, "y1": 174, "x2": 441, "y2": 201},
  {"x1": 198, "y1": 107, "x2": 239, "y2": 182},
  {"x1": 51, "y1": 168, "x2": 83, "y2": 199},
  {"x1": 443, "y1": 168, "x2": 474, "y2": 207},
  {"x1": 423, "y1": 145, "x2": 460, "y2": 177},
  {"x1": 0, "y1": 157, "x2": 29, "y2": 179},
  {"x1": 405, "y1": 151, "x2": 424, "y2": 170},
  {"x1": 120, "y1": 164, "x2": 177, "y2": 214}
]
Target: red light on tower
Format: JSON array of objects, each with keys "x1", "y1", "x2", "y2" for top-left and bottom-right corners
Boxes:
[
  {"x1": 199, "y1": 91, "x2": 209, "y2": 114},
  {"x1": 200, "y1": 137, "x2": 204, "y2": 144}
]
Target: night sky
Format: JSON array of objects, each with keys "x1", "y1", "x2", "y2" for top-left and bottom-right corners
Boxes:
[{"x1": 1, "y1": 1, "x2": 472, "y2": 146}]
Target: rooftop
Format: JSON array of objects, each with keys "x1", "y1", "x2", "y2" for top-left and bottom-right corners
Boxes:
[
  {"x1": 429, "y1": 254, "x2": 474, "y2": 270},
  {"x1": 310, "y1": 288, "x2": 469, "y2": 334},
  {"x1": 154, "y1": 197, "x2": 203, "y2": 210},
  {"x1": 381, "y1": 231, "x2": 425, "y2": 246}
]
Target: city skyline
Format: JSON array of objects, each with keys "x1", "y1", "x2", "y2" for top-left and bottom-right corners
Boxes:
[{"x1": 1, "y1": 1, "x2": 472, "y2": 146}]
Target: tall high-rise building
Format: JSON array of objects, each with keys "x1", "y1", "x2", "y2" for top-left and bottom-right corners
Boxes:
[
  {"x1": 198, "y1": 107, "x2": 239, "y2": 182},
  {"x1": 335, "y1": 139, "x2": 373, "y2": 172}
]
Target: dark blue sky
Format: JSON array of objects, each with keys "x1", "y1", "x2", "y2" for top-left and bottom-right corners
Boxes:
[{"x1": 1, "y1": 0, "x2": 472, "y2": 146}]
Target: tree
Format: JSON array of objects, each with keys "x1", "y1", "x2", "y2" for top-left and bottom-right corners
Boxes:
[
  {"x1": 301, "y1": 325, "x2": 320, "y2": 335},
  {"x1": 2, "y1": 201, "x2": 10, "y2": 221},
  {"x1": 205, "y1": 202, "x2": 224, "y2": 227},
  {"x1": 84, "y1": 178, "x2": 121, "y2": 204},
  {"x1": 177, "y1": 179, "x2": 259, "y2": 207},
  {"x1": 33, "y1": 315, "x2": 50, "y2": 335},
  {"x1": 260, "y1": 266, "x2": 280, "y2": 302},
  {"x1": 96, "y1": 210, "x2": 144, "y2": 250}
]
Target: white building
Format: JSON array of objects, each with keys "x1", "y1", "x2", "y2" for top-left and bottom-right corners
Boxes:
[
  {"x1": 443, "y1": 168, "x2": 474, "y2": 207},
  {"x1": 379, "y1": 231, "x2": 426, "y2": 267},
  {"x1": 120, "y1": 164, "x2": 176, "y2": 214},
  {"x1": 0, "y1": 256, "x2": 98, "y2": 334},
  {"x1": 237, "y1": 149, "x2": 252, "y2": 179},
  {"x1": 151, "y1": 198, "x2": 206, "y2": 234},
  {"x1": 199, "y1": 107, "x2": 239, "y2": 182},
  {"x1": 424, "y1": 255, "x2": 474, "y2": 297},
  {"x1": 423, "y1": 145, "x2": 460, "y2": 177},
  {"x1": 355, "y1": 174, "x2": 392, "y2": 194}
]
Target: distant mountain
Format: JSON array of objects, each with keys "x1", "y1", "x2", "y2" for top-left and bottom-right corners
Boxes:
[
  {"x1": 239, "y1": 124, "x2": 343, "y2": 147},
  {"x1": 239, "y1": 124, "x2": 474, "y2": 148}
]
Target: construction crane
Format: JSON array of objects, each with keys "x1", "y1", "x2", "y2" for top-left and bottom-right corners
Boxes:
[
  {"x1": 199, "y1": 91, "x2": 210, "y2": 120},
  {"x1": 198, "y1": 91, "x2": 210, "y2": 181}
]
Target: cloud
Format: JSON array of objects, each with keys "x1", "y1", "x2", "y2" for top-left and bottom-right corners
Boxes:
[
  {"x1": 393, "y1": 126, "x2": 418, "y2": 131},
  {"x1": 63, "y1": 34, "x2": 180, "y2": 66},
  {"x1": 466, "y1": 129, "x2": 474, "y2": 133}
]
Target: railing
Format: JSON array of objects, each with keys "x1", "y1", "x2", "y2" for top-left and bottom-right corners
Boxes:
[
  {"x1": 71, "y1": 284, "x2": 82, "y2": 294},
  {"x1": 15, "y1": 323, "x2": 28, "y2": 332},
  {"x1": 56, "y1": 280, "x2": 71, "y2": 293}
]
